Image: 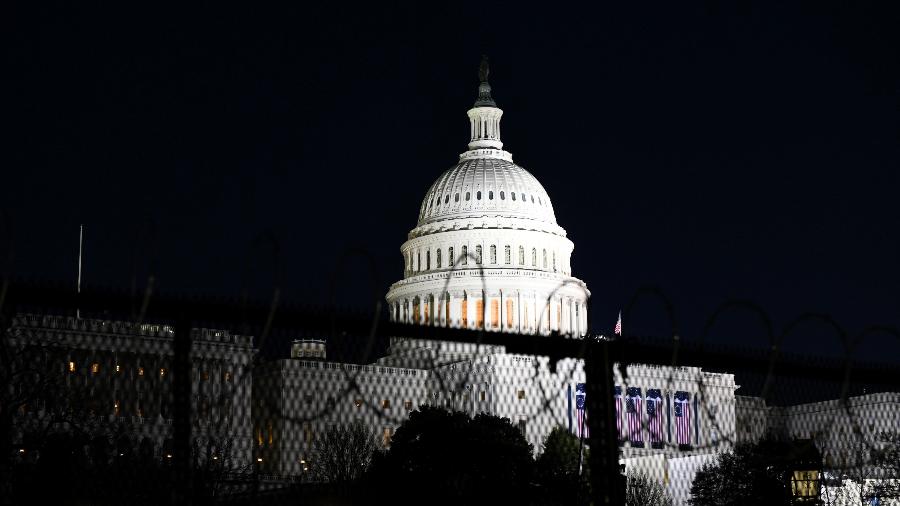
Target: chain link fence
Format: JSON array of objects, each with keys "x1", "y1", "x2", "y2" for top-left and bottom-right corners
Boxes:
[{"x1": 2, "y1": 279, "x2": 899, "y2": 505}]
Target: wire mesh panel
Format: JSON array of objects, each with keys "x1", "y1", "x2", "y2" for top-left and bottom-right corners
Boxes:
[{"x1": 2, "y1": 283, "x2": 899, "y2": 505}]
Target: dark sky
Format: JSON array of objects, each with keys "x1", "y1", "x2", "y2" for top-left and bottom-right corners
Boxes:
[{"x1": 4, "y1": 2, "x2": 899, "y2": 359}]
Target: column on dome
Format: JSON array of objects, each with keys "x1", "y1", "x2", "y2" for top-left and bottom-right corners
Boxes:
[
  {"x1": 517, "y1": 291, "x2": 523, "y2": 333},
  {"x1": 569, "y1": 297, "x2": 576, "y2": 336}
]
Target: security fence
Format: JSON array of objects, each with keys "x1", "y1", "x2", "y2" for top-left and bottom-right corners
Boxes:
[{"x1": 2, "y1": 278, "x2": 899, "y2": 505}]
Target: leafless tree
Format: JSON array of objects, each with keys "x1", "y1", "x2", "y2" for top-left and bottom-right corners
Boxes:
[
  {"x1": 311, "y1": 421, "x2": 377, "y2": 483},
  {"x1": 627, "y1": 472, "x2": 673, "y2": 506}
]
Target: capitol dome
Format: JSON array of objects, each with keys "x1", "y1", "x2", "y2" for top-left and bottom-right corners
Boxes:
[
  {"x1": 386, "y1": 59, "x2": 589, "y2": 338},
  {"x1": 416, "y1": 157, "x2": 559, "y2": 231}
]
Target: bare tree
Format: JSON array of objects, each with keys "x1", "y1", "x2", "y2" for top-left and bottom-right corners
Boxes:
[
  {"x1": 0, "y1": 315, "x2": 68, "y2": 505},
  {"x1": 312, "y1": 421, "x2": 377, "y2": 483},
  {"x1": 627, "y1": 472, "x2": 673, "y2": 506}
]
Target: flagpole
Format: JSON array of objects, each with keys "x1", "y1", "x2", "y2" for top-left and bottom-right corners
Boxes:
[{"x1": 76, "y1": 224, "x2": 83, "y2": 319}]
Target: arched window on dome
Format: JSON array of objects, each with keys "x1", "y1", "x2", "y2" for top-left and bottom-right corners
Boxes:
[
  {"x1": 455, "y1": 193, "x2": 459, "y2": 202},
  {"x1": 518, "y1": 246, "x2": 525, "y2": 265},
  {"x1": 532, "y1": 248, "x2": 537, "y2": 267},
  {"x1": 538, "y1": 197, "x2": 542, "y2": 205},
  {"x1": 500, "y1": 191, "x2": 505, "y2": 200},
  {"x1": 488, "y1": 191, "x2": 494, "y2": 200},
  {"x1": 543, "y1": 249, "x2": 547, "y2": 269},
  {"x1": 477, "y1": 191, "x2": 482, "y2": 200},
  {"x1": 504, "y1": 245, "x2": 511, "y2": 264},
  {"x1": 506, "y1": 299, "x2": 514, "y2": 329},
  {"x1": 553, "y1": 251, "x2": 557, "y2": 273},
  {"x1": 475, "y1": 245, "x2": 482, "y2": 265},
  {"x1": 511, "y1": 193, "x2": 516, "y2": 201},
  {"x1": 461, "y1": 246, "x2": 468, "y2": 265},
  {"x1": 448, "y1": 247, "x2": 454, "y2": 267},
  {"x1": 413, "y1": 297, "x2": 420, "y2": 325},
  {"x1": 436, "y1": 249, "x2": 441, "y2": 269},
  {"x1": 520, "y1": 193, "x2": 525, "y2": 202},
  {"x1": 465, "y1": 192, "x2": 470, "y2": 201},
  {"x1": 426, "y1": 251, "x2": 431, "y2": 270},
  {"x1": 444, "y1": 195, "x2": 449, "y2": 204},
  {"x1": 417, "y1": 251, "x2": 421, "y2": 271},
  {"x1": 530, "y1": 195, "x2": 534, "y2": 203},
  {"x1": 489, "y1": 245, "x2": 496, "y2": 264}
]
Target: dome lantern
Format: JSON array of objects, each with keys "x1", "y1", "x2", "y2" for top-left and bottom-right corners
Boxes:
[{"x1": 466, "y1": 56, "x2": 505, "y2": 153}]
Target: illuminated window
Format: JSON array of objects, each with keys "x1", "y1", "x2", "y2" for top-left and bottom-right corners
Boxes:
[
  {"x1": 504, "y1": 245, "x2": 511, "y2": 264},
  {"x1": 114, "y1": 401, "x2": 120, "y2": 417},
  {"x1": 490, "y1": 245, "x2": 496, "y2": 264},
  {"x1": 531, "y1": 248, "x2": 537, "y2": 267},
  {"x1": 91, "y1": 363, "x2": 99, "y2": 374},
  {"x1": 138, "y1": 367, "x2": 145, "y2": 376},
  {"x1": 517, "y1": 390, "x2": 526, "y2": 400},
  {"x1": 355, "y1": 399, "x2": 363, "y2": 408},
  {"x1": 224, "y1": 371, "x2": 231, "y2": 382},
  {"x1": 68, "y1": 361, "x2": 75, "y2": 373},
  {"x1": 202, "y1": 371, "x2": 209, "y2": 381},
  {"x1": 404, "y1": 400, "x2": 413, "y2": 411},
  {"x1": 159, "y1": 368, "x2": 166, "y2": 377},
  {"x1": 461, "y1": 246, "x2": 468, "y2": 265},
  {"x1": 382, "y1": 427, "x2": 393, "y2": 447},
  {"x1": 490, "y1": 299, "x2": 500, "y2": 328},
  {"x1": 257, "y1": 428, "x2": 263, "y2": 447},
  {"x1": 518, "y1": 246, "x2": 524, "y2": 265},
  {"x1": 115, "y1": 364, "x2": 121, "y2": 373},
  {"x1": 475, "y1": 245, "x2": 482, "y2": 264},
  {"x1": 506, "y1": 299, "x2": 514, "y2": 328},
  {"x1": 382, "y1": 399, "x2": 390, "y2": 409},
  {"x1": 267, "y1": 421, "x2": 274, "y2": 445},
  {"x1": 480, "y1": 391, "x2": 486, "y2": 401}
]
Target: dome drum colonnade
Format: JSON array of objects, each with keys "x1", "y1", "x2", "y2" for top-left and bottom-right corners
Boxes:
[{"x1": 386, "y1": 61, "x2": 589, "y2": 337}]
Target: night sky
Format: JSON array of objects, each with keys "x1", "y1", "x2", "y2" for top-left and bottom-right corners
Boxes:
[{"x1": 5, "y1": 3, "x2": 898, "y2": 360}]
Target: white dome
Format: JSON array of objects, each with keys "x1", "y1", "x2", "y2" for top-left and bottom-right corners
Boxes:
[
  {"x1": 417, "y1": 157, "x2": 557, "y2": 228},
  {"x1": 386, "y1": 61, "x2": 589, "y2": 340}
]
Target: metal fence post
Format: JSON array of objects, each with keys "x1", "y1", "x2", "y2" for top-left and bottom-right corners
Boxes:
[
  {"x1": 174, "y1": 317, "x2": 193, "y2": 506},
  {"x1": 585, "y1": 339, "x2": 625, "y2": 505}
]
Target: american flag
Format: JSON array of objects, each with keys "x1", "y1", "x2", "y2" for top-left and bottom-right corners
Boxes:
[
  {"x1": 614, "y1": 386, "x2": 623, "y2": 440},
  {"x1": 646, "y1": 389, "x2": 663, "y2": 445},
  {"x1": 626, "y1": 387, "x2": 642, "y2": 445},
  {"x1": 674, "y1": 391, "x2": 691, "y2": 446},
  {"x1": 614, "y1": 310, "x2": 622, "y2": 336},
  {"x1": 575, "y1": 383, "x2": 588, "y2": 438}
]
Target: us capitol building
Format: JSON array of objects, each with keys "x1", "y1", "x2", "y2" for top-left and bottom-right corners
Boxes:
[
  {"x1": 19, "y1": 61, "x2": 892, "y2": 505},
  {"x1": 253, "y1": 61, "x2": 739, "y2": 501}
]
